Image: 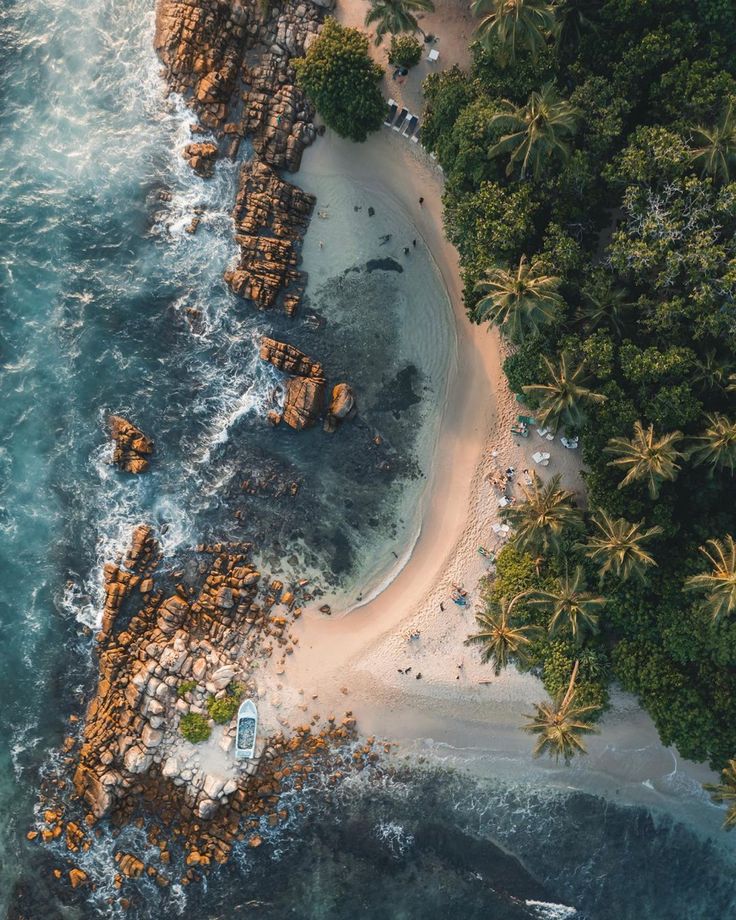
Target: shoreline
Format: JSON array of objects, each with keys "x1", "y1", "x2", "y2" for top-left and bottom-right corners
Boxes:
[{"x1": 283, "y1": 97, "x2": 726, "y2": 839}]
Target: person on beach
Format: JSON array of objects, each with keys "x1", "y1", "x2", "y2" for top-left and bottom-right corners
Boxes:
[
  {"x1": 319, "y1": 240, "x2": 324, "y2": 249},
  {"x1": 412, "y1": 239, "x2": 417, "y2": 247},
  {"x1": 419, "y1": 197, "x2": 424, "y2": 206},
  {"x1": 403, "y1": 246, "x2": 410, "y2": 255},
  {"x1": 379, "y1": 233, "x2": 391, "y2": 245}
]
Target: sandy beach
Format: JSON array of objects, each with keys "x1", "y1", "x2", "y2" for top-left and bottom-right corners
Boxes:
[{"x1": 253, "y1": 0, "x2": 730, "y2": 836}]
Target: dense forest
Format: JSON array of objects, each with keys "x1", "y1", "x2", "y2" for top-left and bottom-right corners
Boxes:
[{"x1": 421, "y1": 0, "x2": 736, "y2": 774}]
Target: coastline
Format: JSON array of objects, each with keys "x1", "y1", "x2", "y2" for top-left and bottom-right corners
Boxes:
[{"x1": 286, "y1": 97, "x2": 726, "y2": 839}]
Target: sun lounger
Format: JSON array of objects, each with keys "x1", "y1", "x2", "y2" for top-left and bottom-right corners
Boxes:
[
  {"x1": 518, "y1": 415, "x2": 536, "y2": 426},
  {"x1": 411, "y1": 125, "x2": 421, "y2": 143},
  {"x1": 427, "y1": 49, "x2": 439, "y2": 62},
  {"x1": 561, "y1": 436, "x2": 579, "y2": 449},
  {"x1": 537, "y1": 427, "x2": 555, "y2": 440},
  {"x1": 498, "y1": 496, "x2": 511, "y2": 508},
  {"x1": 384, "y1": 99, "x2": 398, "y2": 127},
  {"x1": 392, "y1": 108, "x2": 408, "y2": 131},
  {"x1": 510, "y1": 425, "x2": 528, "y2": 437},
  {"x1": 532, "y1": 451, "x2": 550, "y2": 466},
  {"x1": 403, "y1": 114, "x2": 418, "y2": 137}
]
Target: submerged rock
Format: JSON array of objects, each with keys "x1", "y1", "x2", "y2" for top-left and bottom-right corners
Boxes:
[{"x1": 182, "y1": 141, "x2": 218, "y2": 176}]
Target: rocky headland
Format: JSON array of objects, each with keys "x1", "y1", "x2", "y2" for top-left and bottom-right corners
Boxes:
[
  {"x1": 32, "y1": 0, "x2": 374, "y2": 901},
  {"x1": 155, "y1": 0, "x2": 330, "y2": 315}
]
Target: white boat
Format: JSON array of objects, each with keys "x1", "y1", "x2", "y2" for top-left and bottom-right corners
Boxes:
[{"x1": 235, "y1": 699, "x2": 258, "y2": 760}]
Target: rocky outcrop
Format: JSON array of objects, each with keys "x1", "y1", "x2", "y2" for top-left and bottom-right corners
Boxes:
[
  {"x1": 109, "y1": 416, "x2": 153, "y2": 474},
  {"x1": 259, "y1": 337, "x2": 327, "y2": 430},
  {"x1": 259, "y1": 336, "x2": 323, "y2": 378},
  {"x1": 283, "y1": 376, "x2": 325, "y2": 430},
  {"x1": 183, "y1": 141, "x2": 218, "y2": 176},
  {"x1": 324, "y1": 383, "x2": 357, "y2": 433},
  {"x1": 224, "y1": 160, "x2": 315, "y2": 313}
]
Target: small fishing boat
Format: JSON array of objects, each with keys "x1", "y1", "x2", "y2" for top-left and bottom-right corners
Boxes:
[{"x1": 235, "y1": 699, "x2": 258, "y2": 760}]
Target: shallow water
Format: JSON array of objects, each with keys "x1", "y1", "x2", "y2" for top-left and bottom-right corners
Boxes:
[{"x1": 1, "y1": 0, "x2": 735, "y2": 916}]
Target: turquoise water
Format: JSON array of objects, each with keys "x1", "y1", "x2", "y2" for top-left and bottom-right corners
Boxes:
[{"x1": 1, "y1": 0, "x2": 736, "y2": 916}]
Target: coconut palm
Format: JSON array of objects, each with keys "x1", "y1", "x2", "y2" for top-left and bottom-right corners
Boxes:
[
  {"x1": 689, "y1": 100, "x2": 736, "y2": 184},
  {"x1": 489, "y1": 83, "x2": 581, "y2": 180},
  {"x1": 584, "y1": 510, "x2": 662, "y2": 583},
  {"x1": 685, "y1": 535, "x2": 736, "y2": 623},
  {"x1": 525, "y1": 564, "x2": 605, "y2": 642},
  {"x1": 688, "y1": 414, "x2": 736, "y2": 475},
  {"x1": 365, "y1": 0, "x2": 435, "y2": 44},
  {"x1": 576, "y1": 278, "x2": 632, "y2": 339},
  {"x1": 553, "y1": 0, "x2": 598, "y2": 51},
  {"x1": 472, "y1": 0, "x2": 555, "y2": 61},
  {"x1": 522, "y1": 660, "x2": 599, "y2": 763},
  {"x1": 501, "y1": 471, "x2": 582, "y2": 555},
  {"x1": 473, "y1": 255, "x2": 563, "y2": 342},
  {"x1": 691, "y1": 350, "x2": 736, "y2": 396},
  {"x1": 605, "y1": 421, "x2": 685, "y2": 499},
  {"x1": 464, "y1": 593, "x2": 537, "y2": 675},
  {"x1": 704, "y1": 759, "x2": 736, "y2": 831},
  {"x1": 522, "y1": 352, "x2": 606, "y2": 430}
]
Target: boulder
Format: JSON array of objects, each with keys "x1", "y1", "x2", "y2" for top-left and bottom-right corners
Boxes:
[
  {"x1": 182, "y1": 142, "x2": 218, "y2": 176},
  {"x1": 324, "y1": 383, "x2": 356, "y2": 432},
  {"x1": 108, "y1": 416, "x2": 153, "y2": 474},
  {"x1": 283, "y1": 376, "x2": 325, "y2": 430}
]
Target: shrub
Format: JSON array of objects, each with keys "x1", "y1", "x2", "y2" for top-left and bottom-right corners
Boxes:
[
  {"x1": 177, "y1": 680, "x2": 198, "y2": 698},
  {"x1": 180, "y1": 712, "x2": 211, "y2": 744},
  {"x1": 388, "y1": 34, "x2": 422, "y2": 68},
  {"x1": 207, "y1": 695, "x2": 240, "y2": 725},
  {"x1": 294, "y1": 18, "x2": 385, "y2": 142}
]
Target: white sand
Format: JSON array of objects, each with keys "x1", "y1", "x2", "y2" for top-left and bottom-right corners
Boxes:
[{"x1": 262, "y1": 0, "x2": 725, "y2": 834}]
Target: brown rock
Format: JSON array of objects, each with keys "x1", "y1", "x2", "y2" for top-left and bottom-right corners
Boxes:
[
  {"x1": 109, "y1": 416, "x2": 153, "y2": 474},
  {"x1": 69, "y1": 868, "x2": 88, "y2": 889},
  {"x1": 182, "y1": 142, "x2": 218, "y2": 177}
]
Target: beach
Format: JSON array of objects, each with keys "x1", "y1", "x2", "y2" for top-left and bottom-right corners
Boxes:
[{"x1": 275, "y1": 0, "x2": 725, "y2": 835}]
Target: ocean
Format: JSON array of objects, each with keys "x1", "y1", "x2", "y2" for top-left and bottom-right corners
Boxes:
[{"x1": 1, "y1": 0, "x2": 735, "y2": 916}]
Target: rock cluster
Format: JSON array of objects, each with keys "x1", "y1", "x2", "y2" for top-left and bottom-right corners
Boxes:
[
  {"x1": 154, "y1": 0, "x2": 330, "y2": 314},
  {"x1": 108, "y1": 416, "x2": 153, "y2": 474},
  {"x1": 260, "y1": 336, "x2": 356, "y2": 432},
  {"x1": 182, "y1": 141, "x2": 218, "y2": 176},
  {"x1": 224, "y1": 159, "x2": 315, "y2": 313}
]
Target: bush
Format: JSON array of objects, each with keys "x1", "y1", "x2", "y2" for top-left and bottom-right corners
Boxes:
[
  {"x1": 207, "y1": 695, "x2": 240, "y2": 725},
  {"x1": 294, "y1": 18, "x2": 385, "y2": 142},
  {"x1": 177, "y1": 680, "x2": 198, "y2": 698},
  {"x1": 388, "y1": 34, "x2": 422, "y2": 68},
  {"x1": 180, "y1": 713, "x2": 211, "y2": 744}
]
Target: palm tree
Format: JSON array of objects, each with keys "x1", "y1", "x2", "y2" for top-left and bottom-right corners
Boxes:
[
  {"x1": 584, "y1": 510, "x2": 662, "y2": 583},
  {"x1": 691, "y1": 350, "x2": 736, "y2": 396},
  {"x1": 526, "y1": 564, "x2": 605, "y2": 642},
  {"x1": 689, "y1": 101, "x2": 736, "y2": 184},
  {"x1": 473, "y1": 255, "x2": 563, "y2": 342},
  {"x1": 522, "y1": 352, "x2": 606, "y2": 430},
  {"x1": 605, "y1": 421, "x2": 685, "y2": 499},
  {"x1": 553, "y1": 0, "x2": 598, "y2": 51},
  {"x1": 704, "y1": 759, "x2": 736, "y2": 831},
  {"x1": 464, "y1": 594, "x2": 537, "y2": 675},
  {"x1": 522, "y1": 660, "x2": 599, "y2": 763},
  {"x1": 688, "y1": 414, "x2": 736, "y2": 475},
  {"x1": 501, "y1": 471, "x2": 582, "y2": 555},
  {"x1": 472, "y1": 0, "x2": 555, "y2": 61},
  {"x1": 685, "y1": 535, "x2": 736, "y2": 623},
  {"x1": 577, "y1": 278, "x2": 632, "y2": 339},
  {"x1": 365, "y1": 0, "x2": 435, "y2": 44},
  {"x1": 489, "y1": 83, "x2": 581, "y2": 180}
]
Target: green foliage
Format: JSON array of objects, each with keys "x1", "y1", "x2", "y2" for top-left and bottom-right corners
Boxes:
[
  {"x1": 207, "y1": 695, "x2": 240, "y2": 725},
  {"x1": 388, "y1": 34, "x2": 422, "y2": 68},
  {"x1": 177, "y1": 680, "x2": 198, "y2": 698},
  {"x1": 434, "y1": 0, "x2": 736, "y2": 768},
  {"x1": 294, "y1": 19, "x2": 385, "y2": 142},
  {"x1": 180, "y1": 713, "x2": 211, "y2": 744}
]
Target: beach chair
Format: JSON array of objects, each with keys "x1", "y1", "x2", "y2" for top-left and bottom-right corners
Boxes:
[
  {"x1": 532, "y1": 451, "x2": 549, "y2": 466},
  {"x1": 403, "y1": 114, "x2": 418, "y2": 138},
  {"x1": 561, "y1": 436, "x2": 579, "y2": 449},
  {"x1": 411, "y1": 124, "x2": 421, "y2": 144},
  {"x1": 510, "y1": 425, "x2": 528, "y2": 437},
  {"x1": 498, "y1": 496, "x2": 511, "y2": 508},
  {"x1": 384, "y1": 98, "x2": 398, "y2": 127},
  {"x1": 392, "y1": 108, "x2": 408, "y2": 131},
  {"x1": 427, "y1": 49, "x2": 439, "y2": 62},
  {"x1": 517, "y1": 415, "x2": 536, "y2": 426},
  {"x1": 537, "y1": 427, "x2": 555, "y2": 440}
]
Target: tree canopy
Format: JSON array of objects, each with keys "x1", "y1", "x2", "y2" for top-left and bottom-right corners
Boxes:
[
  {"x1": 432, "y1": 0, "x2": 736, "y2": 773},
  {"x1": 294, "y1": 18, "x2": 385, "y2": 142}
]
